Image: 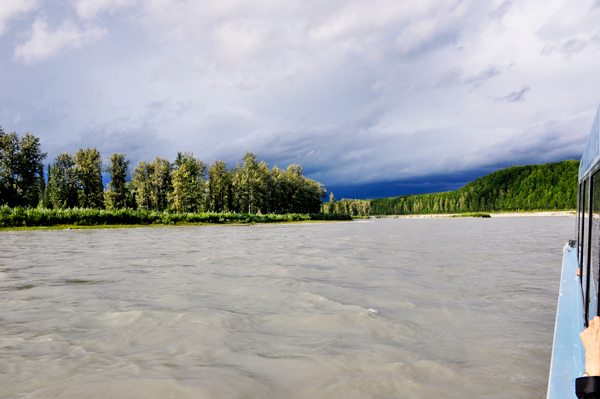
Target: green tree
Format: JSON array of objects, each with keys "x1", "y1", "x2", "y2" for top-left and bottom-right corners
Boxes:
[
  {"x1": 132, "y1": 157, "x2": 173, "y2": 211},
  {"x1": 74, "y1": 147, "x2": 104, "y2": 208},
  {"x1": 104, "y1": 153, "x2": 130, "y2": 210},
  {"x1": 280, "y1": 164, "x2": 325, "y2": 214},
  {"x1": 235, "y1": 152, "x2": 264, "y2": 214},
  {"x1": 268, "y1": 166, "x2": 288, "y2": 214},
  {"x1": 149, "y1": 157, "x2": 172, "y2": 211},
  {"x1": 0, "y1": 128, "x2": 47, "y2": 207},
  {"x1": 327, "y1": 192, "x2": 336, "y2": 213},
  {"x1": 41, "y1": 164, "x2": 51, "y2": 208},
  {"x1": 48, "y1": 152, "x2": 78, "y2": 209},
  {"x1": 131, "y1": 160, "x2": 152, "y2": 210},
  {"x1": 207, "y1": 160, "x2": 232, "y2": 213},
  {"x1": 168, "y1": 152, "x2": 206, "y2": 213}
]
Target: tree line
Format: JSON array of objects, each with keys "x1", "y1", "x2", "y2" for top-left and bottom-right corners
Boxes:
[
  {"x1": 0, "y1": 128, "x2": 327, "y2": 214},
  {"x1": 321, "y1": 194, "x2": 371, "y2": 216},
  {"x1": 370, "y1": 160, "x2": 579, "y2": 215}
]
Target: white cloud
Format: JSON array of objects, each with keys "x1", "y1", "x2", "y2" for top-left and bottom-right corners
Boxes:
[
  {"x1": 0, "y1": 0, "x2": 39, "y2": 36},
  {"x1": 13, "y1": 19, "x2": 107, "y2": 64},
  {"x1": 74, "y1": 0, "x2": 138, "y2": 20},
  {"x1": 138, "y1": 0, "x2": 476, "y2": 64}
]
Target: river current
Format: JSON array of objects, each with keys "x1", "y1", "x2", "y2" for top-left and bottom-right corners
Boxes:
[{"x1": 0, "y1": 217, "x2": 574, "y2": 398}]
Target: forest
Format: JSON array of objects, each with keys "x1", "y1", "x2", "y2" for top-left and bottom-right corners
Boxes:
[
  {"x1": 370, "y1": 160, "x2": 579, "y2": 215},
  {"x1": 321, "y1": 194, "x2": 371, "y2": 216},
  {"x1": 0, "y1": 129, "x2": 328, "y2": 218}
]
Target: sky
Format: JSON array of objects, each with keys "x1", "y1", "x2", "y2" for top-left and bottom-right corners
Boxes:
[{"x1": 0, "y1": 0, "x2": 598, "y2": 199}]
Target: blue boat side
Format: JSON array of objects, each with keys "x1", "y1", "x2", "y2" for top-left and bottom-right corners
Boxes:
[
  {"x1": 548, "y1": 100, "x2": 600, "y2": 398},
  {"x1": 547, "y1": 244, "x2": 586, "y2": 398}
]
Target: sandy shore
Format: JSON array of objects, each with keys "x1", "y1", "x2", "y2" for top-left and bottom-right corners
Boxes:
[{"x1": 379, "y1": 211, "x2": 576, "y2": 219}]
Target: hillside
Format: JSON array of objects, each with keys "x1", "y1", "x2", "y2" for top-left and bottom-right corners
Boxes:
[{"x1": 370, "y1": 160, "x2": 580, "y2": 215}]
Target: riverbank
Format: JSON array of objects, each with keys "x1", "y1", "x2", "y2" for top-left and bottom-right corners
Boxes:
[
  {"x1": 0, "y1": 219, "x2": 353, "y2": 231},
  {"x1": 0, "y1": 207, "x2": 352, "y2": 230},
  {"x1": 377, "y1": 210, "x2": 576, "y2": 219}
]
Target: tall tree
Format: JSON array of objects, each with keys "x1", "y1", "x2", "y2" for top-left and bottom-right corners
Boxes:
[
  {"x1": 104, "y1": 153, "x2": 130, "y2": 210},
  {"x1": 268, "y1": 166, "x2": 288, "y2": 214},
  {"x1": 235, "y1": 152, "x2": 265, "y2": 214},
  {"x1": 149, "y1": 157, "x2": 172, "y2": 211},
  {"x1": 131, "y1": 157, "x2": 172, "y2": 211},
  {"x1": 207, "y1": 160, "x2": 232, "y2": 213},
  {"x1": 169, "y1": 152, "x2": 206, "y2": 213},
  {"x1": 41, "y1": 164, "x2": 51, "y2": 208},
  {"x1": 131, "y1": 160, "x2": 152, "y2": 210},
  {"x1": 256, "y1": 161, "x2": 271, "y2": 213},
  {"x1": 327, "y1": 192, "x2": 336, "y2": 213},
  {"x1": 74, "y1": 147, "x2": 104, "y2": 208},
  {"x1": 48, "y1": 152, "x2": 78, "y2": 209},
  {"x1": 0, "y1": 128, "x2": 47, "y2": 207},
  {"x1": 281, "y1": 164, "x2": 325, "y2": 214}
]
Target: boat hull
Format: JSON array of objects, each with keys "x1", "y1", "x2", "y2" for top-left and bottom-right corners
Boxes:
[{"x1": 547, "y1": 244, "x2": 586, "y2": 398}]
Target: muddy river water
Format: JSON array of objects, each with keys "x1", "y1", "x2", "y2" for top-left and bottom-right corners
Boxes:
[{"x1": 0, "y1": 217, "x2": 574, "y2": 398}]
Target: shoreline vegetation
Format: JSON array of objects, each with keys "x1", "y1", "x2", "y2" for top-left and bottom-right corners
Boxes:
[
  {"x1": 0, "y1": 206, "x2": 352, "y2": 230},
  {"x1": 370, "y1": 160, "x2": 579, "y2": 216},
  {"x1": 0, "y1": 208, "x2": 574, "y2": 231},
  {"x1": 375, "y1": 210, "x2": 576, "y2": 219}
]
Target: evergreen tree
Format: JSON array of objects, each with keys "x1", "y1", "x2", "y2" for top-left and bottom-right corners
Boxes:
[
  {"x1": 37, "y1": 164, "x2": 45, "y2": 208},
  {"x1": 327, "y1": 192, "x2": 336, "y2": 213},
  {"x1": 41, "y1": 164, "x2": 51, "y2": 208}
]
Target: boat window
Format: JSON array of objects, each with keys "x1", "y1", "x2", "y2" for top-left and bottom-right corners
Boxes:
[
  {"x1": 592, "y1": 173, "x2": 600, "y2": 319},
  {"x1": 580, "y1": 182, "x2": 586, "y2": 264},
  {"x1": 582, "y1": 179, "x2": 589, "y2": 305},
  {"x1": 580, "y1": 181, "x2": 587, "y2": 265}
]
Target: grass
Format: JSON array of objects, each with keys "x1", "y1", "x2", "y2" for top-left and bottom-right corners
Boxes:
[
  {"x1": 450, "y1": 213, "x2": 491, "y2": 218},
  {"x1": 0, "y1": 206, "x2": 352, "y2": 229}
]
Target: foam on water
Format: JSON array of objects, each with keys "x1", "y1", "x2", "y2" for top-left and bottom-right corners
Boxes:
[{"x1": 0, "y1": 217, "x2": 573, "y2": 398}]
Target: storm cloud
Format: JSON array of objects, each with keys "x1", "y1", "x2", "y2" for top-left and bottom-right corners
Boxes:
[{"x1": 0, "y1": 0, "x2": 598, "y2": 197}]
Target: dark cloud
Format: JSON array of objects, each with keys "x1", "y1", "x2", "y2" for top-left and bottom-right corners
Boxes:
[
  {"x1": 328, "y1": 149, "x2": 583, "y2": 200},
  {"x1": 327, "y1": 174, "x2": 474, "y2": 200}
]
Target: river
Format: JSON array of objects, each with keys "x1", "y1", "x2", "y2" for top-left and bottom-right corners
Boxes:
[{"x1": 0, "y1": 217, "x2": 574, "y2": 398}]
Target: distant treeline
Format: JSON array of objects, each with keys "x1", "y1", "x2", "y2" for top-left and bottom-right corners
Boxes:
[
  {"x1": 321, "y1": 195, "x2": 371, "y2": 216},
  {"x1": 0, "y1": 128, "x2": 327, "y2": 215},
  {"x1": 371, "y1": 160, "x2": 579, "y2": 215}
]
